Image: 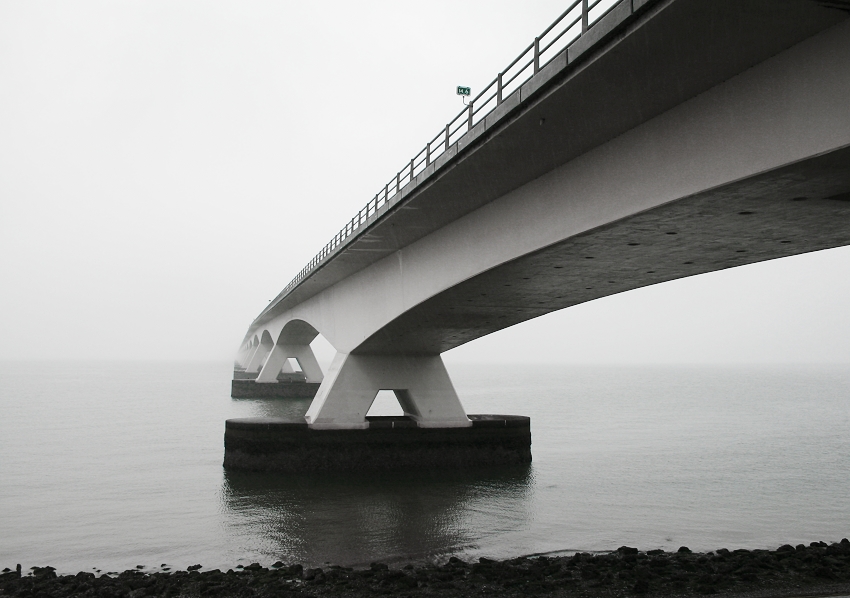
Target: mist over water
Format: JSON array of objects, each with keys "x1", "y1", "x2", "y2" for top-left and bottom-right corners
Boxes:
[{"x1": 1, "y1": 361, "x2": 848, "y2": 574}]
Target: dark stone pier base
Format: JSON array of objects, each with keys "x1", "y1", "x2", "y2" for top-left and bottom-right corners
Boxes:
[
  {"x1": 231, "y1": 379, "x2": 321, "y2": 399},
  {"x1": 223, "y1": 414, "x2": 531, "y2": 472}
]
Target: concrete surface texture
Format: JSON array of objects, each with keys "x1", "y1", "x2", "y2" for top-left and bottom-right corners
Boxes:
[
  {"x1": 235, "y1": 0, "x2": 850, "y2": 429},
  {"x1": 223, "y1": 415, "x2": 531, "y2": 472}
]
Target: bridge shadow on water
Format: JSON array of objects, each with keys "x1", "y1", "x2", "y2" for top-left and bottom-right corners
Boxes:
[{"x1": 220, "y1": 396, "x2": 534, "y2": 568}]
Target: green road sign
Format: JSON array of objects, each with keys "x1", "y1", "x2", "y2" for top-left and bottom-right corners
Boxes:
[{"x1": 457, "y1": 86, "x2": 471, "y2": 96}]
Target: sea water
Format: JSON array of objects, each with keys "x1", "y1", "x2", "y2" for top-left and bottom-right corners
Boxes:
[{"x1": 1, "y1": 361, "x2": 848, "y2": 574}]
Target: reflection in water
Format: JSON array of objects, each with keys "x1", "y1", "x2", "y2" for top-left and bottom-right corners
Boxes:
[
  {"x1": 221, "y1": 448, "x2": 533, "y2": 565},
  {"x1": 222, "y1": 396, "x2": 534, "y2": 567},
  {"x1": 221, "y1": 462, "x2": 534, "y2": 567},
  {"x1": 229, "y1": 396, "x2": 314, "y2": 419}
]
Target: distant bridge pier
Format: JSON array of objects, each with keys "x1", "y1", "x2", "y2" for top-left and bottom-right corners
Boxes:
[
  {"x1": 304, "y1": 353, "x2": 471, "y2": 429},
  {"x1": 255, "y1": 343, "x2": 323, "y2": 384},
  {"x1": 241, "y1": 334, "x2": 269, "y2": 373},
  {"x1": 231, "y1": 324, "x2": 325, "y2": 399}
]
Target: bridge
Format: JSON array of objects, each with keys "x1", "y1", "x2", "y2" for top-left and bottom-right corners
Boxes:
[{"x1": 232, "y1": 0, "x2": 850, "y2": 433}]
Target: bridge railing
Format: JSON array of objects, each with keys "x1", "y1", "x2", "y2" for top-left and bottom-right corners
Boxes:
[{"x1": 277, "y1": 0, "x2": 620, "y2": 300}]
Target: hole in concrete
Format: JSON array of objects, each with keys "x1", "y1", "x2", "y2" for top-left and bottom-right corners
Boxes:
[
  {"x1": 684, "y1": 261, "x2": 694, "y2": 264},
  {"x1": 608, "y1": 281, "x2": 615, "y2": 283},
  {"x1": 554, "y1": 266, "x2": 563, "y2": 269},
  {"x1": 628, "y1": 242, "x2": 640, "y2": 246},
  {"x1": 647, "y1": 270, "x2": 655, "y2": 273},
  {"x1": 585, "y1": 287, "x2": 593, "y2": 290},
  {"x1": 791, "y1": 196, "x2": 808, "y2": 201},
  {"x1": 504, "y1": 283, "x2": 512, "y2": 286},
  {"x1": 585, "y1": 256, "x2": 594, "y2": 259},
  {"x1": 738, "y1": 211, "x2": 754, "y2": 215},
  {"x1": 523, "y1": 277, "x2": 530, "y2": 280},
  {"x1": 736, "y1": 250, "x2": 746, "y2": 253},
  {"x1": 366, "y1": 390, "x2": 404, "y2": 417},
  {"x1": 310, "y1": 333, "x2": 336, "y2": 374},
  {"x1": 666, "y1": 231, "x2": 677, "y2": 235},
  {"x1": 780, "y1": 240, "x2": 791, "y2": 244}
]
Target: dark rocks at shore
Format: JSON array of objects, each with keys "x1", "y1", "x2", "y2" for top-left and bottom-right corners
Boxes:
[{"x1": 2, "y1": 540, "x2": 850, "y2": 597}]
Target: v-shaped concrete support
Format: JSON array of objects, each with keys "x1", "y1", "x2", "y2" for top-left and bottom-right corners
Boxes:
[
  {"x1": 256, "y1": 343, "x2": 324, "y2": 383},
  {"x1": 305, "y1": 353, "x2": 471, "y2": 429}
]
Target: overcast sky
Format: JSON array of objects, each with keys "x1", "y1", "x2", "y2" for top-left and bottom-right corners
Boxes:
[{"x1": 2, "y1": 0, "x2": 849, "y2": 365}]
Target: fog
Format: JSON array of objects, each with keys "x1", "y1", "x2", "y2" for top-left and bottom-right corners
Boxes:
[{"x1": 2, "y1": 0, "x2": 849, "y2": 364}]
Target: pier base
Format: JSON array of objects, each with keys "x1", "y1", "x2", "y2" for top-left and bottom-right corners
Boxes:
[
  {"x1": 223, "y1": 414, "x2": 531, "y2": 472},
  {"x1": 230, "y1": 379, "x2": 321, "y2": 399}
]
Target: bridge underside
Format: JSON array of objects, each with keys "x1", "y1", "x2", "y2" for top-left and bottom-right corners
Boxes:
[
  {"x1": 356, "y1": 145, "x2": 850, "y2": 354},
  {"x1": 234, "y1": 0, "x2": 850, "y2": 434}
]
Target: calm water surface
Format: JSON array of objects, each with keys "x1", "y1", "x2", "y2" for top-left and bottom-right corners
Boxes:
[{"x1": 1, "y1": 361, "x2": 848, "y2": 574}]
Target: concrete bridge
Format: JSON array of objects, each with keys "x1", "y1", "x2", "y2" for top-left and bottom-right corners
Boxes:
[{"x1": 234, "y1": 0, "x2": 850, "y2": 431}]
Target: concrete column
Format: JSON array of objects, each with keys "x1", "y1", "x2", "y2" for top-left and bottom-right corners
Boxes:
[
  {"x1": 291, "y1": 345, "x2": 323, "y2": 383},
  {"x1": 239, "y1": 345, "x2": 258, "y2": 370},
  {"x1": 244, "y1": 339, "x2": 273, "y2": 373},
  {"x1": 256, "y1": 344, "x2": 324, "y2": 383},
  {"x1": 255, "y1": 344, "x2": 288, "y2": 382},
  {"x1": 304, "y1": 353, "x2": 471, "y2": 430}
]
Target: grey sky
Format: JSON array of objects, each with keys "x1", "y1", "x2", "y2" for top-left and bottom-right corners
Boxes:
[{"x1": 1, "y1": 1, "x2": 849, "y2": 364}]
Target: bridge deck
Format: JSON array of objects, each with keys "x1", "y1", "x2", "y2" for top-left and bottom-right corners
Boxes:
[{"x1": 250, "y1": 0, "x2": 848, "y2": 338}]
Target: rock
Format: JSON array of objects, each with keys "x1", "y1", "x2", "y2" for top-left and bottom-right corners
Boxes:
[
  {"x1": 303, "y1": 567, "x2": 322, "y2": 581},
  {"x1": 187, "y1": 564, "x2": 201, "y2": 571},
  {"x1": 271, "y1": 561, "x2": 283, "y2": 568},
  {"x1": 370, "y1": 562, "x2": 388, "y2": 571},
  {"x1": 777, "y1": 544, "x2": 795, "y2": 552},
  {"x1": 286, "y1": 563, "x2": 303, "y2": 576},
  {"x1": 618, "y1": 546, "x2": 639, "y2": 555},
  {"x1": 633, "y1": 578, "x2": 650, "y2": 593},
  {"x1": 678, "y1": 546, "x2": 692, "y2": 553}
]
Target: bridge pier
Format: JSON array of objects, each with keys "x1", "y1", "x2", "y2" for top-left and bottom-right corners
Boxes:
[
  {"x1": 224, "y1": 414, "x2": 530, "y2": 472},
  {"x1": 256, "y1": 343, "x2": 323, "y2": 383},
  {"x1": 242, "y1": 333, "x2": 272, "y2": 373},
  {"x1": 304, "y1": 353, "x2": 471, "y2": 430}
]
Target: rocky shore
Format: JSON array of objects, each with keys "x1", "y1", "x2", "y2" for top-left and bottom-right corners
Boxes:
[{"x1": 2, "y1": 540, "x2": 850, "y2": 597}]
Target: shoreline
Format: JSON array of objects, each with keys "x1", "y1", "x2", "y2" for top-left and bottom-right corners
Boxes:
[{"x1": 3, "y1": 541, "x2": 850, "y2": 597}]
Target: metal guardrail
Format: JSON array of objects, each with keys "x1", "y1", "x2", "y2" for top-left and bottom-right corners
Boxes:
[{"x1": 277, "y1": 0, "x2": 620, "y2": 300}]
